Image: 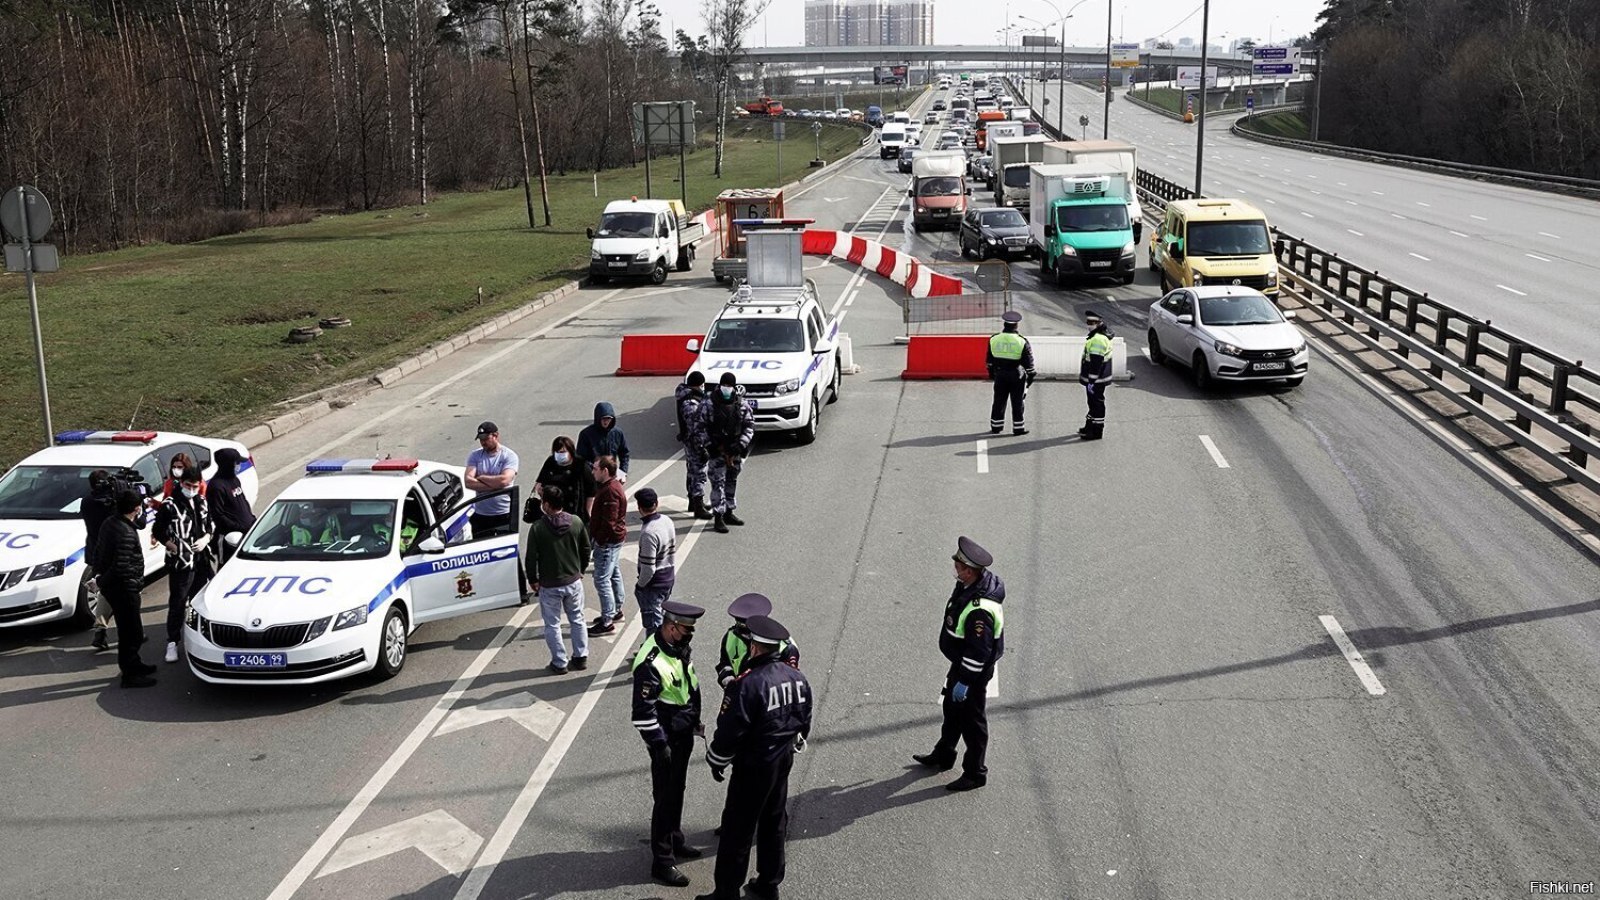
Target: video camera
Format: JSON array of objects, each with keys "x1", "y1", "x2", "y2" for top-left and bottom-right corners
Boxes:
[{"x1": 91, "y1": 468, "x2": 155, "y2": 528}]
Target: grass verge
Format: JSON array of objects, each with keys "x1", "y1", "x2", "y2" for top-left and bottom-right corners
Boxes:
[
  {"x1": 0, "y1": 123, "x2": 866, "y2": 468},
  {"x1": 1237, "y1": 111, "x2": 1311, "y2": 140},
  {"x1": 780, "y1": 87, "x2": 922, "y2": 115}
]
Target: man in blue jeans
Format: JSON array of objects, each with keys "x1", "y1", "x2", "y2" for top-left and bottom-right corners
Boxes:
[
  {"x1": 525, "y1": 485, "x2": 592, "y2": 675},
  {"x1": 633, "y1": 489, "x2": 676, "y2": 634},
  {"x1": 587, "y1": 456, "x2": 629, "y2": 636}
]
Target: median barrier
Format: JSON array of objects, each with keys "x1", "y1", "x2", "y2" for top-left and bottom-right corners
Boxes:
[
  {"x1": 616, "y1": 334, "x2": 700, "y2": 376},
  {"x1": 1029, "y1": 336, "x2": 1133, "y2": 382},
  {"x1": 801, "y1": 229, "x2": 964, "y2": 298},
  {"x1": 901, "y1": 335, "x2": 990, "y2": 379}
]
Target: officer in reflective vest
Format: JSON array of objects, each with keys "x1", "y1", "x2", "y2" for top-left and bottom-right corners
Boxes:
[
  {"x1": 632, "y1": 600, "x2": 707, "y2": 889},
  {"x1": 914, "y1": 536, "x2": 1005, "y2": 792},
  {"x1": 987, "y1": 310, "x2": 1037, "y2": 436},
  {"x1": 1079, "y1": 310, "x2": 1113, "y2": 441},
  {"x1": 716, "y1": 593, "x2": 801, "y2": 689}
]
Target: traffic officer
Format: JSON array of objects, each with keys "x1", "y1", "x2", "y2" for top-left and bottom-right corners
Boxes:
[
  {"x1": 631, "y1": 600, "x2": 707, "y2": 888},
  {"x1": 716, "y1": 593, "x2": 801, "y2": 690},
  {"x1": 700, "y1": 615, "x2": 813, "y2": 900},
  {"x1": 914, "y1": 536, "x2": 1005, "y2": 792},
  {"x1": 986, "y1": 310, "x2": 1036, "y2": 436},
  {"x1": 1079, "y1": 310, "x2": 1113, "y2": 440}
]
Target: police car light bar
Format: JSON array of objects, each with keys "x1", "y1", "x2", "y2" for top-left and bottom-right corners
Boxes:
[
  {"x1": 54, "y1": 430, "x2": 159, "y2": 445},
  {"x1": 305, "y1": 458, "x2": 421, "y2": 474}
]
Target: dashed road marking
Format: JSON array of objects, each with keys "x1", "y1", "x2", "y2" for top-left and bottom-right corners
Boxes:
[
  {"x1": 1391, "y1": 213, "x2": 1407, "y2": 220},
  {"x1": 319, "y1": 810, "x2": 483, "y2": 880},
  {"x1": 976, "y1": 439, "x2": 990, "y2": 474},
  {"x1": 1371, "y1": 191, "x2": 1385, "y2": 196},
  {"x1": 1470, "y1": 214, "x2": 1487, "y2": 221},
  {"x1": 1347, "y1": 229, "x2": 1364, "y2": 237},
  {"x1": 1449, "y1": 231, "x2": 1469, "y2": 238},
  {"x1": 1319, "y1": 615, "x2": 1388, "y2": 696},
  {"x1": 1301, "y1": 212, "x2": 1315, "y2": 219},
  {"x1": 1497, "y1": 284, "x2": 1527, "y2": 296},
  {"x1": 1525, "y1": 253, "x2": 1551, "y2": 262},
  {"x1": 1416, "y1": 201, "x2": 1431, "y2": 207},
  {"x1": 1198, "y1": 435, "x2": 1230, "y2": 469},
  {"x1": 1539, "y1": 231, "x2": 1561, "y2": 239},
  {"x1": 1409, "y1": 252, "x2": 1431, "y2": 262}
]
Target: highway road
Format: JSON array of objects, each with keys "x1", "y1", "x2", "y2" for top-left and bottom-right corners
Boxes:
[
  {"x1": 2, "y1": 85, "x2": 1598, "y2": 900},
  {"x1": 1017, "y1": 77, "x2": 1600, "y2": 365}
]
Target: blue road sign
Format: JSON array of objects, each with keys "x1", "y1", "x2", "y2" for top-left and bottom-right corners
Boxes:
[{"x1": 1254, "y1": 63, "x2": 1296, "y2": 76}]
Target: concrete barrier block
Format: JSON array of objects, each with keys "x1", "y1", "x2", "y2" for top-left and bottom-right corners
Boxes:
[
  {"x1": 1029, "y1": 336, "x2": 1132, "y2": 381},
  {"x1": 233, "y1": 424, "x2": 274, "y2": 449},
  {"x1": 267, "y1": 403, "x2": 332, "y2": 438}
]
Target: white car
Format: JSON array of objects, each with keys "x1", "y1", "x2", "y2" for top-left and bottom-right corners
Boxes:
[
  {"x1": 1147, "y1": 286, "x2": 1309, "y2": 388},
  {"x1": 686, "y1": 281, "x2": 842, "y2": 444},
  {"x1": 0, "y1": 430, "x2": 257, "y2": 630},
  {"x1": 186, "y1": 458, "x2": 522, "y2": 684}
]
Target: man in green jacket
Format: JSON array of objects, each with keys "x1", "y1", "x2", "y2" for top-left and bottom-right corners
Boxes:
[{"x1": 526, "y1": 485, "x2": 592, "y2": 675}]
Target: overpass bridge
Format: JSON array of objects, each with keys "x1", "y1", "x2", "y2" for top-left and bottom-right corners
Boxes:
[{"x1": 682, "y1": 44, "x2": 1293, "y2": 75}]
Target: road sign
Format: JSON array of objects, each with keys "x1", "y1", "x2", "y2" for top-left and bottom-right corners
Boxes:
[
  {"x1": 1111, "y1": 43, "x2": 1140, "y2": 68},
  {"x1": 773, "y1": 120, "x2": 785, "y2": 141},
  {"x1": 1177, "y1": 66, "x2": 1219, "y2": 89},
  {"x1": 632, "y1": 101, "x2": 695, "y2": 147},
  {"x1": 4, "y1": 242, "x2": 58, "y2": 273},
  {"x1": 1252, "y1": 46, "x2": 1301, "y2": 77},
  {"x1": 1, "y1": 185, "x2": 51, "y2": 242}
]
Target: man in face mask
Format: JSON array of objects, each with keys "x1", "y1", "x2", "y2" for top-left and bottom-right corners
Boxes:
[
  {"x1": 81, "y1": 469, "x2": 119, "y2": 651},
  {"x1": 153, "y1": 468, "x2": 214, "y2": 664},
  {"x1": 699, "y1": 373, "x2": 755, "y2": 534},
  {"x1": 577, "y1": 401, "x2": 632, "y2": 484},
  {"x1": 631, "y1": 600, "x2": 706, "y2": 888},
  {"x1": 676, "y1": 372, "x2": 714, "y2": 520}
]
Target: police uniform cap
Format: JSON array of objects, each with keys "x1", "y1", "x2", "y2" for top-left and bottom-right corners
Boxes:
[
  {"x1": 744, "y1": 615, "x2": 789, "y2": 645},
  {"x1": 952, "y1": 535, "x2": 993, "y2": 569},
  {"x1": 1084, "y1": 309, "x2": 1103, "y2": 323},
  {"x1": 1001, "y1": 311, "x2": 1022, "y2": 324},
  {"x1": 727, "y1": 592, "x2": 772, "y2": 620},
  {"x1": 662, "y1": 600, "x2": 705, "y2": 627}
]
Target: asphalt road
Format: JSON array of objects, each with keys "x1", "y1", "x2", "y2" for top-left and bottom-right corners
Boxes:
[
  {"x1": 2, "y1": 85, "x2": 1598, "y2": 900},
  {"x1": 1016, "y1": 77, "x2": 1600, "y2": 364}
]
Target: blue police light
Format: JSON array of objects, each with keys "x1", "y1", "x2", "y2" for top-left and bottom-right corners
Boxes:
[{"x1": 305, "y1": 458, "x2": 421, "y2": 474}]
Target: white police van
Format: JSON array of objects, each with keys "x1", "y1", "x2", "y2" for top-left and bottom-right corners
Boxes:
[
  {"x1": 0, "y1": 429, "x2": 258, "y2": 631},
  {"x1": 185, "y1": 458, "x2": 523, "y2": 684},
  {"x1": 686, "y1": 281, "x2": 842, "y2": 445}
]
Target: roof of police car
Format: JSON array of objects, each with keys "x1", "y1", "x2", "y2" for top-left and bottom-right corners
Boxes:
[
  {"x1": 17, "y1": 431, "x2": 225, "y2": 469},
  {"x1": 276, "y1": 462, "x2": 458, "y2": 502}
]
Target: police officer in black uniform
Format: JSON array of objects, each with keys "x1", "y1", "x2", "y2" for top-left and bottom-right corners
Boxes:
[
  {"x1": 716, "y1": 593, "x2": 800, "y2": 690},
  {"x1": 987, "y1": 310, "x2": 1037, "y2": 436},
  {"x1": 1079, "y1": 310, "x2": 1114, "y2": 440},
  {"x1": 914, "y1": 536, "x2": 1006, "y2": 791},
  {"x1": 699, "y1": 615, "x2": 813, "y2": 900},
  {"x1": 632, "y1": 600, "x2": 706, "y2": 888}
]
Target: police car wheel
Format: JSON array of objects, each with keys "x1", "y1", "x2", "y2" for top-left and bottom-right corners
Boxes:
[
  {"x1": 376, "y1": 606, "x2": 408, "y2": 678},
  {"x1": 68, "y1": 577, "x2": 95, "y2": 630},
  {"x1": 796, "y1": 395, "x2": 820, "y2": 445},
  {"x1": 828, "y1": 354, "x2": 842, "y2": 404}
]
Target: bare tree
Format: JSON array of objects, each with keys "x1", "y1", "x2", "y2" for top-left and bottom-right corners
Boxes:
[{"x1": 700, "y1": 0, "x2": 768, "y2": 177}]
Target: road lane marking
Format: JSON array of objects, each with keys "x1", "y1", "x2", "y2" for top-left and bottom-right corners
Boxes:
[
  {"x1": 1345, "y1": 200, "x2": 1358, "y2": 206},
  {"x1": 1264, "y1": 198, "x2": 1277, "y2": 204},
  {"x1": 434, "y1": 693, "x2": 565, "y2": 740},
  {"x1": 976, "y1": 439, "x2": 989, "y2": 474},
  {"x1": 1525, "y1": 253, "x2": 1551, "y2": 262},
  {"x1": 1337, "y1": 182, "x2": 1348, "y2": 187},
  {"x1": 318, "y1": 810, "x2": 483, "y2": 879},
  {"x1": 1301, "y1": 212, "x2": 1315, "y2": 219},
  {"x1": 1319, "y1": 615, "x2": 1387, "y2": 696},
  {"x1": 1470, "y1": 214, "x2": 1487, "y2": 221},
  {"x1": 1198, "y1": 435, "x2": 1230, "y2": 469},
  {"x1": 1409, "y1": 252, "x2": 1430, "y2": 262},
  {"x1": 1497, "y1": 284, "x2": 1527, "y2": 296},
  {"x1": 1449, "y1": 231, "x2": 1469, "y2": 238},
  {"x1": 1370, "y1": 191, "x2": 1385, "y2": 196},
  {"x1": 1415, "y1": 201, "x2": 1430, "y2": 207},
  {"x1": 1391, "y1": 213, "x2": 1407, "y2": 220},
  {"x1": 1539, "y1": 231, "x2": 1561, "y2": 239},
  {"x1": 1347, "y1": 229, "x2": 1364, "y2": 237},
  {"x1": 1309, "y1": 190, "x2": 1322, "y2": 195}
]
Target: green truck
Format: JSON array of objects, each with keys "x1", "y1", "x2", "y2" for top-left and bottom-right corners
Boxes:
[{"x1": 1027, "y1": 163, "x2": 1138, "y2": 288}]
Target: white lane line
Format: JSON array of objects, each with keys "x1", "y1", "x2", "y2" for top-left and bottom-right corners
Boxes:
[
  {"x1": 1370, "y1": 191, "x2": 1385, "y2": 196},
  {"x1": 1391, "y1": 213, "x2": 1407, "y2": 220},
  {"x1": 1264, "y1": 198, "x2": 1277, "y2": 205},
  {"x1": 1347, "y1": 229, "x2": 1364, "y2": 237},
  {"x1": 1409, "y1": 252, "x2": 1431, "y2": 262},
  {"x1": 1449, "y1": 231, "x2": 1470, "y2": 238},
  {"x1": 1539, "y1": 231, "x2": 1562, "y2": 239},
  {"x1": 1198, "y1": 435, "x2": 1230, "y2": 469},
  {"x1": 1337, "y1": 182, "x2": 1348, "y2": 187},
  {"x1": 1319, "y1": 615, "x2": 1387, "y2": 696},
  {"x1": 844, "y1": 288, "x2": 861, "y2": 308},
  {"x1": 454, "y1": 519, "x2": 711, "y2": 900},
  {"x1": 1305, "y1": 174, "x2": 1317, "y2": 179},
  {"x1": 1300, "y1": 212, "x2": 1315, "y2": 219},
  {"x1": 830, "y1": 268, "x2": 868, "y2": 318},
  {"x1": 975, "y1": 439, "x2": 991, "y2": 474},
  {"x1": 1345, "y1": 200, "x2": 1358, "y2": 206},
  {"x1": 1470, "y1": 214, "x2": 1487, "y2": 221},
  {"x1": 1497, "y1": 284, "x2": 1528, "y2": 296},
  {"x1": 1309, "y1": 190, "x2": 1322, "y2": 195},
  {"x1": 1525, "y1": 253, "x2": 1551, "y2": 262},
  {"x1": 1415, "y1": 201, "x2": 1431, "y2": 207}
]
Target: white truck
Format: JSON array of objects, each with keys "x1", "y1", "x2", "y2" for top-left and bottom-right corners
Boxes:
[
  {"x1": 587, "y1": 198, "x2": 704, "y2": 285},
  {"x1": 990, "y1": 134, "x2": 1050, "y2": 209},
  {"x1": 908, "y1": 151, "x2": 970, "y2": 231},
  {"x1": 1041, "y1": 140, "x2": 1144, "y2": 241},
  {"x1": 879, "y1": 123, "x2": 910, "y2": 159}
]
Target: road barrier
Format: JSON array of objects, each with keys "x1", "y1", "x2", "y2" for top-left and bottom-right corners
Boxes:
[
  {"x1": 1030, "y1": 336, "x2": 1132, "y2": 382},
  {"x1": 615, "y1": 334, "x2": 700, "y2": 376},
  {"x1": 901, "y1": 335, "x2": 990, "y2": 379},
  {"x1": 801, "y1": 229, "x2": 965, "y2": 298}
]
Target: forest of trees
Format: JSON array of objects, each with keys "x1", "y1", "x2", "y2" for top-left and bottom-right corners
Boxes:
[
  {"x1": 0, "y1": 0, "x2": 760, "y2": 253},
  {"x1": 1312, "y1": 0, "x2": 1600, "y2": 178}
]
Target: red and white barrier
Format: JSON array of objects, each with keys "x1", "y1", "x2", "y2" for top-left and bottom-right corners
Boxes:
[
  {"x1": 800, "y1": 230, "x2": 963, "y2": 298},
  {"x1": 616, "y1": 334, "x2": 700, "y2": 376}
]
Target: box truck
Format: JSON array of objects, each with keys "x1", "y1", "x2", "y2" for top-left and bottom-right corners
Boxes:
[
  {"x1": 1028, "y1": 163, "x2": 1138, "y2": 288},
  {"x1": 1041, "y1": 140, "x2": 1143, "y2": 241},
  {"x1": 989, "y1": 134, "x2": 1050, "y2": 209}
]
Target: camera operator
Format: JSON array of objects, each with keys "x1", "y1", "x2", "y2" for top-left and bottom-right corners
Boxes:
[
  {"x1": 80, "y1": 470, "x2": 118, "y2": 651},
  {"x1": 95, "y1": 489, "x2": 157, "y2": 687},
  {"x1": 153, "y1": 468, "x2": 213, "y2": 665}
]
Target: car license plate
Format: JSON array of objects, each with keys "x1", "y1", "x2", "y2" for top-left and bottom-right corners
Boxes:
[
  {"x1": 225, "y1": 652, "x2": 288, "y2": 668},
  {"x1": 1254, "y1": 361, "x2": 1287, "y2": 371},
  {"x1": 1088, "y1": 260, "x2": 1111, "y2": 268},
  {"x1": 746, "y1": 398, "x2": 758, "y2": 410},
  {"x1": 607, "y1": 261, "x2": 627, "y2": 268}
]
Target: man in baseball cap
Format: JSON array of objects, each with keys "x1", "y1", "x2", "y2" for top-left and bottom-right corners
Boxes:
[{"x1": 465, "y1": 421, "x2": 519, "y2": 536}]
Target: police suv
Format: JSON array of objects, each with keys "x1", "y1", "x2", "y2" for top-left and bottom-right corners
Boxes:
[
  {"x1": 685, "y1": 281, "x2": 842, "y2": 445},
  {"x1": 185, "y1": 458, "x2": 523, "y2": 684},
  {"x1": 0, "y1": 429, "x2": 258, "y2": 631}
]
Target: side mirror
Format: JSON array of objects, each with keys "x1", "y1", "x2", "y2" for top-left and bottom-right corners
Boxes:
[
  {"x1": 814, "y1": 339, "x2": 835, "y2": 355},
  {"x1": 907, "y1": 188, "x2": 914, "y2": 197},
  {"x1": 224, "y1": 531, "x2": 244, "y2": 548},
  {"x1": 686, "y1": 338, "x2": 701, "y2": 353},
  {"x1": 1283, "y1": 310, "x2": 1297, "y2": 320},
  {"x1": 416, "y1": 536, "x2": 446, "y2": 554},
  {"x1": 1044, "y1": 224, "x2": 1057, "y2": 238},
  {"x1": 1171, "y1": 245, "x2": 1186, "y2": 261},
  {"x1": 1176, "y1": 314, "x2": 1194, "y2": 326},
  {"x1": 586, "y1": 227, "x2": 595, "y2": 240},
  {"x1": 965, "y1": 186, "x2": 973, "y2": 195}
]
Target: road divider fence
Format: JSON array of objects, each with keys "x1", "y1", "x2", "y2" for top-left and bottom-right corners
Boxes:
[
  {"x1": 801, "y1": 229, "x2": 965, "y2": 298},
  {"x1": 901, "y1": 334, "x2": 1132, "y2": 381},
  {"x1": 615, "y1": 334, "x2": 700, "y2": 376}
]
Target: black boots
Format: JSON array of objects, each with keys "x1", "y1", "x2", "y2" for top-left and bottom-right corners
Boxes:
[
  {"x1": 687, "y1": 496, "x2": 713, "y2": 520},
  {"x1": 912, "y1": 752, "x2": 955, "y2": 771},
  {"x1": 1077, "y1": 423, "x2": 1104, "y2": 441},
  {"x1": 722, "y1": 511, "x2": 744, "y2": 527},
  {"x1": 713, "y1": 513, "x2": 729, "y2": 534}
]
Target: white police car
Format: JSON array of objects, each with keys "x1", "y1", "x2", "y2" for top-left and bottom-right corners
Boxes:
[
  {"x1": 185, "y1": 458, "x2": 524, "y2": 684},
  {"x1": 0, "y1": 429, "x2": 258, "y2": 631},
  {"x1": 685, "y1": 281, "x2": 842, "y2": 445}
]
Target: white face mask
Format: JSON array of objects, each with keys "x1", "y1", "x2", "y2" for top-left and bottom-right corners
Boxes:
[
  {"x1": 720, "y1": 386, "x2": 734, "y2": 399},
  {"x1": 171, "y1": 467, "x2": 184, "y2": 478},
  {"x1": 554, "y1": 451, "x2": 570, "y2": 465},
  {"x1": 181, "y1": 487, "x2": 199, "y2": 499}
]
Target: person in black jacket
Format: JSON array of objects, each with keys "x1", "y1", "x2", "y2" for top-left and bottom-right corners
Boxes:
[
  {"x1": 631, "y1": 601, "x2": 706, "y2": 889},
  {"x1": 153, "y1": 468, "x2": 214, "y2": 664},
  {"x1": 81, "y1": 470, "x2": 118, "y2": 651},
  {"x1": 914, "y1": 536, "x2": 1006, "y2": 792},
  {"x1": 700, "y1": 616, "x2": 812, "y2": 900},
  {"x1": 95, "y1": 490, "x2": 156, "y2": 687},
  {"x1": 534, "y1": 436, "x2": 595, "y2": 523},
  {"x1": 208, "y1": 448, "x2": 254, "y2": 563}
]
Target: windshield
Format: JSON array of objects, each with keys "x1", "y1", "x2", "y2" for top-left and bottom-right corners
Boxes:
[
  {"x1": 981, "y1": 209, "x2": 1027, "y2": 229},
  {"x1": 239, "y1": 498, "x2": 399, "y2": 561},
  {"x1": 704, "y1": 319, "x2": 806, "y2": 353},
  {"x1": 1056, "y1": 204, "x2": 1130, "y2": 232},
  {"x1": 1199, "y1": 293, "x2": 1284, "y2": 326},
  {"x1": 1002, "y1": 167, "x2": 1031, "y2": 189},
  {"x1": 1186, "y1": 220, "x2": 1272, "y2": 256},
  {"x1": 596, "y1": 211, "x2": 655, "y2": 238},
  {"x1": 918, "y1": 176, "x2": 962, "y2": 196},
  {"x1": 882, "y1": 129, "x2": 906, "y2": 143},
  {"x1": 0, "y1": 465, "x2": 98, "y2": 520}
]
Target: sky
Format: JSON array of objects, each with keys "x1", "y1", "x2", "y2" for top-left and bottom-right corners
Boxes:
[{"x1": 654, "y1": 0, "x2": 1326, "y2": 48}]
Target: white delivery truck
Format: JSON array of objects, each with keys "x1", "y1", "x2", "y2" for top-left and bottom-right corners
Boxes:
[
  {"x1": 985, "y1": 121, "x2": 1025, "y2": 148},
  {"x1": 989, "y1": 134, "x2": 1050, "y2": 209},
  {"x1": 1041, "y1": 140, "x2": 1143, "y2": 241},
  {"x1": 587, "y1": 198, "x2": 705, "y2": 285},
  {"x1": 1028, "y1": 163, "x2": 1138, "y2": 287}
]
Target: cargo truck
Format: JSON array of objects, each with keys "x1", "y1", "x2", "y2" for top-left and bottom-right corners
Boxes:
[
  {"x1": 1027, "y1": 163, "x2": 1137, "y2": 288},
  {"x1": 588, "y1": 198, "x2": 705, "y2": 285},
  {"x1": 989, "y1": 134, "x2": 1050, "y2": 209},
  {"x1": 907, "y1": 152, "x2": 969, "y2": 231},
  {"x1": 1040, "y1": 139, "x2": 1143, "y2": 242}
]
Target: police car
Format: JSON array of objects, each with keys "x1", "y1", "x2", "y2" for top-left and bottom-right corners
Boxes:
[
  {"x1": 685, "y1": 280, "x2": 842, "y2": 445},
  {"x1": 0, "y1": 430, "x2": 258, "y2": 631},
  {"x1": 185, "y1": 458, "x2": 524, "y2": 684}
]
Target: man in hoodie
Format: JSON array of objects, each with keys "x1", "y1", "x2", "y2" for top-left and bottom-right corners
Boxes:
[
  {"x1": 633, "y1": 489, "x2": 676, "y2": 635},
  {"x1": 587, "y1": 455, "x2": 629, "y2": 636},
  {"x1": 1078, "y1": 310, "x2": 1113, "y2": 441},
  {"x1": 153, "y1": 468, "x2": 214, "y2": 664},
  {"x1": 526, "y1": 485, "x2": 592, "y2": 675},
  {"x1": 913, "y1": 536, "x2": 1005, "y2": 792},
  {"x1": 700, "y1": 372, "x2": 755, "y2": 534},
  {"x1": 577, "y1": 401, "x2": 631, "y2": 484},
  {"x1": 95, "y1": 490, "x2": 158, "y2": 688},
  {"x1": 81, "y1": 469, "x2": 119, "y2": 651},
  {"x1": 675, "y1": 372, "x2": 713, "y2": 520},
  {"x1": 208, "y1": 447, "x2": 255, "y2": 563}
]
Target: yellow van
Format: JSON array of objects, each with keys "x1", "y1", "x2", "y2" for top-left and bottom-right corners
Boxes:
[{"x1": 1149, "y1": 198, "x2": 1279, "y2": 296}]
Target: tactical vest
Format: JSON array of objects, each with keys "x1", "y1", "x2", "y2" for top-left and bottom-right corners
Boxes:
[
  {"x1": 952, "y1": 597, "x2": 1005, "y2": 639},
  {"x1": 989, "y1": 332, "x2": 1026, "y2": 361},
  {"x1": 1084, "y1": 332, "x2": 1112, "y2": 359},
  {"x1": 634, "y1": 636, "x2": 697, "y2": 706},
  {"x1": 724, "y1": 629, "x2": 790, "y2": 678}
]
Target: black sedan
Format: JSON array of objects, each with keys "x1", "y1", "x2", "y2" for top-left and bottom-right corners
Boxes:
[
  {"x1": 896, "y1": 147, "x2": 920, "y2": 174},
  {"x1": 959, "y1": 207, "x2": 1033, "y2": 260}
]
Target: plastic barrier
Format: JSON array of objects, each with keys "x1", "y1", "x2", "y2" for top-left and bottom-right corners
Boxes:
[
  {"x1": 1027, "y1": 336, "x2": 1133, "y2": 382},
  {"x1": 901, "y1": 335, "x2": 990, "y2": 379},
  {"x1": 616, "y1": 334, "x2": 701, "y2": 376},
  {"x1": 801, "y1": 229, "x2": 964, "y2": 298}
]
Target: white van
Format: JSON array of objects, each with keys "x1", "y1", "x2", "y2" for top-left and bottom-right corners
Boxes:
[
  {"x1": 879, "y1": 124, "x2": 909, "y2": 158},
  {"x1": 891, "y1": 111, "x2": 911, "y2": 125}
]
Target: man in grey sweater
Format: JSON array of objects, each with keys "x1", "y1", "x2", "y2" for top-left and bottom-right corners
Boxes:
[{"x1": 633, "y1": 489, "x2": 676, "y2": 635}]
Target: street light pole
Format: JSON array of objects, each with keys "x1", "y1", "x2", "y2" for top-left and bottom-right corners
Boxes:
[
  {"x1": 1195, "y1": 0, "x2": 1210, "y2": 194},
  {"x1": 1102, "y1": 0, "x2": 1112, "y2": 137}
]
